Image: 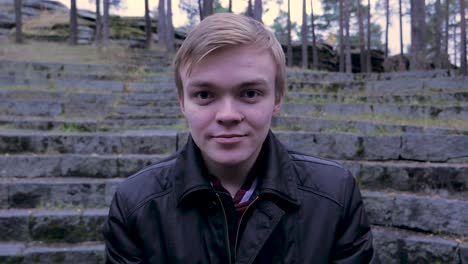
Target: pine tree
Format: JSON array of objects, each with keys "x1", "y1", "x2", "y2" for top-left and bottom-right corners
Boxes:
[
  {"x1": 302, "y1": 0, "x2": 308, "y2": 68},
  {"x1": 70, "y1": 0, "x2": 78, "y2": 45},
  {"x1": 15, "y1": 0, "x2": 23, "y2": 44}
]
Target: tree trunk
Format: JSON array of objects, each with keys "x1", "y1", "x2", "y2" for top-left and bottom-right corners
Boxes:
[
  {"x1": 69, "y1": 0, "x2": 78, "y2": 45},
  {"x1": 95, "y1": 0, "x2": 101, "y2": 45},
  {"x1": 434, "y1": 0, "x2": 442, "y2": 68},
  {"x1": 102, "y1": 0, "x2": 110, "y2": 43},
  {"x1": 301, "y1": 0, "x2": 308, "y2": 68},
  {"x1": 287, "y1": 0, "x2": 293, "y2": 67},
  {"x1": 203, "y1": 0, "x2": 214, "y2": 18},
  {"x1": 158, "y1": 0, "x2": 167, "y2": 49},
  {"x1": 344, "y1": 0, "x2": 352, "y2": 73},
  {"x1": 166, "y1": 0, "x2": 175, "y2": 51},
  {"x1": 253, "y1": 0, "x2": 262, "y2": 22},
  {"x1": 228, "y1": 0, "x2": 232, "y2": 12},
  {"x1": 385, "y1": 0, "x2": 389, "y2": 58},
  {"x1": 198, "y1": 0, "x2": 204, "y2": 20},
  {"x1": 366, "y1": 0, "x2": 372, "y2": 72},
  {"x1": 444, "y1": 0, "x2": 449, "y2": 55},
  {"x1": 339, "y1": 0, "x2": 345, "y2": 72},
  {"x1": 310, "y1": 0, "x2": 319, "y2": 69},
  {"x1": 358, "y1": 0, "x2": 365, "y2": 72},
  {"x1": 460, "y1": 0, "x2": 467, "y2": 75},
  {"x1": 247, "y1": 0, "x2": 254, "y2": 17},
  {"x1": 399, "y1": 0, "x2": 405, "y2": 70},
  {"x1": 410, "y1": 0, "x2": 426, "y2": 70},
  {"x1": 453, "y1": 19, "x2": 457, "y2": 63},
  {"x1": 145, "y1": 0, "x2": 151, "y2": 49},
  {"x1": 15, "y1": 0, "x2": 23, "y2": 44}
]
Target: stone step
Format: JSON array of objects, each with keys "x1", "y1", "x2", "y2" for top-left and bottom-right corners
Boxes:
[
  {"x1": 111, "y1": 105, "x2": 181, "y2": 116},
  {"x1": 0, "y1": 209, "x2": 107, "y2": 243},
  {"x1": 116, "y1": 94, "x2": 178, "y2": 106},
  {"x1": 0, "y1": 242, "x2": 105, "y2": 264},
  {"x1": 288, "y1": 76, "x2": 468, "y2": 94},
  {"x1": 286, "y1": 90, "x2": 468, "y2": 105},
  {"x1": 287, "y1": 69, "x2": 453, "y2": 83},
  {"x1": 372, "y1": 226, "x2": 466, "y2": 264},
  {"x1": 101, "y1": 117, "x2": 184, "y2": 130},
  {"x1": 0, "y1": 89, "x2": 119, "y2": 101},
  {"x1": 0, "y1": 74, "x2": 175, "y2": 94},
  {"x1": 281, "y1": 102, "x2": 468, "y2": 120},
  {"x1": 272, "y1": 116, "x2": 468, "y2": 135},
  {"x1": 343, "y1": 160, "x2": 468, "y2": 199},
  {"x1": 0, "y1": 229, "x2": 464, "y2": 264},
  {"x1": 4, "y1": 130, "x2": 459, "y2": 161},
  {"x1": 363, "y1": 191, "x2": 467, "y2": 237},
  {"x1": 0, "y1": 59, "x2": 167, "y2": 82},
  {"x1": 1, "y1": 154, "x2": 466, "y2": 196},
  {"x1": 0, "y1": 96, "x2": 115, "y2": 119},
  {"x1": 273, "y1": 131, "x2": 468, "y2": 162},
  {"x1": 0, "y1": 191, "x2": 465, "y2": 241},
  {"x1": 0, "y1": 178, "x2": 123, "y2": 209},
  {"x1": 0, "y1": 130, "x2": 179, "y2": 155},
  {"x1": 0, "y1": 154, "x2": 166, "y2": 178},
  {"x1": 0, "y1": 116, "x2": 99, "y2": 132}
]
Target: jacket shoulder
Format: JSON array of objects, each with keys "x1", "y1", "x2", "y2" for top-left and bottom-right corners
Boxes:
[
  {"x1": 114, "y1": 153, "x2": 179, "y2": 216},
  {"x1": 288, "y1": 150, "x2": 354, "y2": 208}
]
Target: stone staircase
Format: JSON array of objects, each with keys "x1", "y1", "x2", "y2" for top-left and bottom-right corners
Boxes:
[{"x1": 0, "y1": 59, "x2": 467, "y2": 263}]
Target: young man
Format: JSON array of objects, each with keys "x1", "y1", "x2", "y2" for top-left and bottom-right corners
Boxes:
[{"x1": 103, "y1": 13, "x2": 378, "y2": 263}]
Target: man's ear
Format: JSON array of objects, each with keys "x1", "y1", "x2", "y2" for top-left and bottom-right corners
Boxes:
[
  {"x1": 178, "y1": 94, "x2": 185, "y2": 114},
  {"x1": 273, "y1": 96, "x2": 282, "y2": 114}
]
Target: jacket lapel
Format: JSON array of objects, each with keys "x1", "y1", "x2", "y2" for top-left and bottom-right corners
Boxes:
[{"x1": 235, "y1": 201, "x2": 286, "y2": 264}]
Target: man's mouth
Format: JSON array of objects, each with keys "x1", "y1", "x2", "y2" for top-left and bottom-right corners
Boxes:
[{"x1": 212, "y1": 134, "x2": 247, "y2": 143}]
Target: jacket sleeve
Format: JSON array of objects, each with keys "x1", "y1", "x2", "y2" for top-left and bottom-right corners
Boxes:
[
  {"x1": 102, "y1": 190, "x2": 144, "y2": 264},
  {"x1": 331, "y1": 171, "x2": 380, "y2": 264}
]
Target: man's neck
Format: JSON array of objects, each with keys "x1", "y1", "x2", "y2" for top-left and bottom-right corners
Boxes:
[{"x1": 203, "y1": 155, "x2": 258, "y2": 198}]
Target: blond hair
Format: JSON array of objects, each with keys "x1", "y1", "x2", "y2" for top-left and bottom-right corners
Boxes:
[{"x1": 174, "y1": 13, "x2": 286, "y2": 101}]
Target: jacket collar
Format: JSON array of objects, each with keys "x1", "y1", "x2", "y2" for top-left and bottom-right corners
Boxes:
[{"x1": 174, "y1": 131, "x2": 300, "y2": 207}]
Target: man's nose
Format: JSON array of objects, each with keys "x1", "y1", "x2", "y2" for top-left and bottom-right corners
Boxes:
[{"x1": 215, "y1": 98, "x2": 244, "y2": 125}]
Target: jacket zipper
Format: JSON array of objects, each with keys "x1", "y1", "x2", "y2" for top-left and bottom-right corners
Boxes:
[
  {"x1": 216, "y1": 193, "x2": 232, "y2": 264},
  {"x1": 234, "y1": 195, "x2": 259, "y2": 260}
]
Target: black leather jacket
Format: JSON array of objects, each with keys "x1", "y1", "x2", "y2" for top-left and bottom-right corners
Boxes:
[{"x1": 103, "y1": 132, "x2": 379, "y2": 263}]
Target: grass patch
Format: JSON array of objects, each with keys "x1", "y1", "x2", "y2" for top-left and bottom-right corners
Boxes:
[
  {"x1": 306, "y1": 112, "x2": 468, "y2": 131},
  {"x1": 58, "y1": 123, "x2": 95, "y2": 133},
  {"x1": 0, "y1": 40, "x2": 133, "y2": 65}
]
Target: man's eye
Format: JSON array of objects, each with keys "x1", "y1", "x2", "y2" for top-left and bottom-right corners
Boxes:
[
  {"x1": 241, "y1": 90, "x2": 260, "y2": 98},
  {"x1": 195, "y1": 91, "x2": 213, "y2": 99}
]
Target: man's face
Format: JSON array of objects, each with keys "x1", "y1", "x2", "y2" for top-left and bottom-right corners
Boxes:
[{"x1": 179, "y1": 45, "x2": 281, "y2": 168}]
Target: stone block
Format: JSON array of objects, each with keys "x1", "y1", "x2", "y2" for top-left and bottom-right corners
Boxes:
[
  {"x1": 361, "y1": 135, "x2": 401, "y2": 160},
  {"x1": 424, "y1": 77, "x2": 468, "y2": 91},
  {"x1": 0, "y1": 155, "x2": 61, "y2": 178},
  {"x1": 29, "y1": 210, "x2": 89, "y2": 243},
  {"x1": 366, "y1": 79, "x2": 423, "y2": 93},
  {"x1": 60, "y1": 155, "x2": 118, "y2": 178},
  {"x1": 404, "y1": 235, "x2": 459, "y2": 263},
  {"x1": 0, "y1": 210, "x2": 30, "y2": 241},
  {"x1": 401, "y1": 134, "x2": 468, "y2": 162},
  {"x1": 23, "y1": 244, "x2": 105, "y2": 264},
  {"x1": 7, "y1": 183, "x2": 51, "y2": 208},
  {"x1": 48, "y1": 181, "x2": 107, "y2": 208},
  {"x1": 460, "y1": 244, "x2": 468, "y2": 264},
  {"x1": 373, "y1": 227, "x2": 460, "y2": 264},
  {"x1": 0, "y1": 185, "x2": 8, "y2": 209},
  {"x1": 362, "y1": 192, "x2": 395, "y2": 225},
  {"x1": 392, "y1": 195, "x2": 468, "y2": 236}
]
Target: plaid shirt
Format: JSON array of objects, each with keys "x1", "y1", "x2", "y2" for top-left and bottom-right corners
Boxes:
[{"x1": 211, "y1": 173, "x2": 258, "y2": 223}]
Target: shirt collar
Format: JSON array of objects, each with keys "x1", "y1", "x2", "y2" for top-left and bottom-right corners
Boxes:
[{"x1": 174, "y1": 131, "x2": 300, "y2": 207}]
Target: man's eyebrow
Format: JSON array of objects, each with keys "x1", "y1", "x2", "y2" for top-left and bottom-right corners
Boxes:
[
  {"x1": 186, "y1": 80, "x2": 216, "y2": 88},
  {"x1": 187, "y1": 78, "x2": 268, "y2": 89},
  {"x1": 238, "y1": 79, "x2": 268, "y2": 87}
]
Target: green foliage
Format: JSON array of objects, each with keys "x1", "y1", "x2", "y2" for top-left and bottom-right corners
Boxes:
[{"x1": 271, "y1": 9, "x2": 300, "y2": 42}]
